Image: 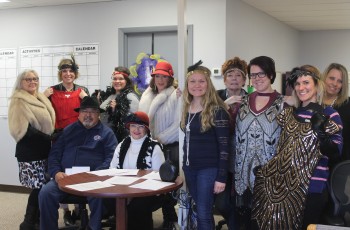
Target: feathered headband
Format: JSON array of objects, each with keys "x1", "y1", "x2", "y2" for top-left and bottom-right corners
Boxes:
[
  {"x1": 58, "y1": 55, "x2": 79, "y2": 72},
  {"x1": 187, "y1": 60, "x2": 203, "y2": 73},
  {"x1": 187, "y1": 60, "x2": 210, "y2": 77},
  {"x1": 286, "y1": 69, "x2": 319, "y2": 89}
]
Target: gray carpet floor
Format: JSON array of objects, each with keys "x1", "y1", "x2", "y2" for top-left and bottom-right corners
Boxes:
[{"x1": 0, "y1": 191, "x2": 228, "y2": 230}]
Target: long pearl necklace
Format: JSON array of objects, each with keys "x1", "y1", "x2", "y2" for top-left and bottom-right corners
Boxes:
[{"x1": 185, "y1": 104, "x2": 201, "y2": 166}]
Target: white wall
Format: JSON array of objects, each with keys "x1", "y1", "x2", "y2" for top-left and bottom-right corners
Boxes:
[
  {"x1": 226, "y1": 0, "x2": 300, "y2": 92},
  {"x1": 299, "y1": 30, "x2": 350, "y2": 72},
  {"x1": 0, "y1": 119, "x2": 18, "y2": 185},
  {"x1": 227, "y1": 0, "x2": 350, "y2": 92},
  {"x1": 0, "y1": 0, "x2": 226, "y2": 185}
]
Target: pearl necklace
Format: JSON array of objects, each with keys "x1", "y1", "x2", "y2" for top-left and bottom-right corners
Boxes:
[{"x1": 185, "y1": 104, "x2": 201, "y2": 166}]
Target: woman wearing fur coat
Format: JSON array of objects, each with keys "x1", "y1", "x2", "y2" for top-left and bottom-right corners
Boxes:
[
  {"x1": 138, "y1": 61, "x2": 181, "y2": 229},
  {"x1": 8, "y1": 69, "x2": 55, "y2": 230}
]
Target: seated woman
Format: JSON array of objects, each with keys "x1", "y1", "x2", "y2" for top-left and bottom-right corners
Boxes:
[{"x1": 108, "y1": 111, "x2": 165, "y2": 230}]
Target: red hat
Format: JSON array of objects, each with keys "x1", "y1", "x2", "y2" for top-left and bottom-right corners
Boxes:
[
  {"x1": 125, "y1": 111, "x2": 150, "y2": 131},
  {"x1": 151, "y1": 62, "x2": 174, "y2": 77}
]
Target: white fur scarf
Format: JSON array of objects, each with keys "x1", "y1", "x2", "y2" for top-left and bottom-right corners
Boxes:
[
  {"x1": 139, "y1": 86, "x2": 175, "y2": 121},
  {"x1": 8, "y1": 89, "x2": 56, "y2": 142},
  {"x1": 139, "y1": 86, "x2": 179, "y2": 144}
]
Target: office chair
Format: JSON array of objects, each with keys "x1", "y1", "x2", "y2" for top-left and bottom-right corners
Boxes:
[
  {"x1": 59, "y1": 195, "x2": 89, "y2": 230},
  {"x1": 323, "y1": 160, "x2": 350, "y2": 227}
]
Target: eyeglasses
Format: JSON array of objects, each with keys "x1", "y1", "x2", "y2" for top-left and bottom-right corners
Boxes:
[
  {"x1": 23, "y1": 77, "x2": 39, "y2": 83},
  {"x1": 129, "y1": 124, "x2": 145, "y2": 129},
  {"x1": 249, "y1": 72, "x2": 266, "y2": 79},
  {"x1": 80, "y1": 109, "x2": 99, "y2": 115}
]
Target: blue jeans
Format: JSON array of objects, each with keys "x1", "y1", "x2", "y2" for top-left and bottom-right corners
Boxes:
[
  {"x1": 215, "y1": 172, "x2": 237, "y2": 230},
  {"x1": 39, "y1": 179, "x2": 103, "y2": 230},
  {"x1": 183, "y1": 167, "x2": 217, "y2": 230}
]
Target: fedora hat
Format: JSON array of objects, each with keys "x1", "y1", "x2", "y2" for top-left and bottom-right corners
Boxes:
[{"x1": 74, "y1": 96, "x2": 104, "y2": 113}]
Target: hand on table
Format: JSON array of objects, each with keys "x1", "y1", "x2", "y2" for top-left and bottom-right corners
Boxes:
[{"x1": 55, "y1": 172, "x2": 68, "y2": 183}]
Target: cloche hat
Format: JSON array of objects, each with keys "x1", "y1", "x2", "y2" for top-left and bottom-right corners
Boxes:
[
  {"x1": 124, "y1": 111, "x2": 150, "y2": 131},
  {"x1": 151, "y1": 62, "x2": 174, "y2": 77}
]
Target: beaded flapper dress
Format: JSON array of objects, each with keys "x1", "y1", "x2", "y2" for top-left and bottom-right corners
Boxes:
[{"x1": 252, "y1": 107, "x2": 340, "y2": 230}]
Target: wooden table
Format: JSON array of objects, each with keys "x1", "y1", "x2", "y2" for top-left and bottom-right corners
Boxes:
[{"x1": 58, "y1": 170, "x2": 183, "y2": 230}]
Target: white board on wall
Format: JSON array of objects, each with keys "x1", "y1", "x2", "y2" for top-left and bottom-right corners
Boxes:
[
  {"x1": 19, "y1": 43, "x2": 100, "y2": 95},
  {"x1": 0, "y1": 48, "x2": 17, "y2": 117},
  {"x1": 1, "y1": 43, "x2": 101, "y2": 118}
]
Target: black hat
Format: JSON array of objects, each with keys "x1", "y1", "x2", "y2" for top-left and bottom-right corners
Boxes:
[
  {"x1": 124, "y1": 111, "x2": 150, "y2": 131},
  {"x1": 74, "y1": 96, "x2": 104, "y2": 112}
]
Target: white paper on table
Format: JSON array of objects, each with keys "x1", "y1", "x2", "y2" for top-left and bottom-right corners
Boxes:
[
  {"x1": 87, "y1": 168, "x2": 119, "y2": 176},
  {"x1": 140, "y1": 171, "x2": 162, "y2": 180},
  {"x1": 103, "y1": 176, "x2": 140, "y2": 185},
  {"x1": 65, "y1": 181, "x2": 113, "y2": 191},
  {"x1": 65, "y1": 166, "x2": 90, "y2": 175},
  {"x1": 87, "y1": 168, "x2": 139, "y2": 176},
  {"x1": 114, "y1": 169, "x2": 139, "y2": 176},
  {"x1": 129, "y1": 179, "x2": 174, "y2": 191}
]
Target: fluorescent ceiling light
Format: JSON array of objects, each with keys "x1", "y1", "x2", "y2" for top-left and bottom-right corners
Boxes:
[{"x1": 0, "y1": 0, "x2": 10, "y2": 2}]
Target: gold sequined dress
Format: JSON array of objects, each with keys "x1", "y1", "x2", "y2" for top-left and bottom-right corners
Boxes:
[{"x1": 252, "y1": 106, "x2": 340, "y2": 230}]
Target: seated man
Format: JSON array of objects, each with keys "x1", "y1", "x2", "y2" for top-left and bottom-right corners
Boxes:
[
  {"x1": 107, "y1": 111, "x2": 165, "y2": 230},
  {"x1": 39, "y1": 96, "x2": 118, "y2": 230}
]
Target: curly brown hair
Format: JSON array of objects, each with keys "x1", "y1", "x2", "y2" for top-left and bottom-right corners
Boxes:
[{"x1": 221, "y1": 57, "x2": 248, "y2": 81}]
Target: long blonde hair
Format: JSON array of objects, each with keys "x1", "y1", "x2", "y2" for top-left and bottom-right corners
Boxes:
[
  {"x1": 181, "y1": 66, "x2": 228, "y2": 132},
  {"x1": 322, "y1": 63, "x2": 349, "y2": 107}
]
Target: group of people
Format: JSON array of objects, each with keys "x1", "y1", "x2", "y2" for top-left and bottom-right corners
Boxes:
[
  {"x1": 8, "y1": 56, "x2": 181, "y2": 230},
  {"x1": 211, "y1": 57, "x2": 347, "y2": 230},
  {"x1": 7, "y1": 54, "x2": 349, "y2": 230}
]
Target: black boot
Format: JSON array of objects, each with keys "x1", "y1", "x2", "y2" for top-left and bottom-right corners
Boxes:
[
  {"x1": 63, "y1": 210, "x2": 75, "y2": 226},
  {"x1": 35, "y1": 208, "x2": 40, "y2": 230},
  {"x1": 19, "y1": 205, "x2": 38, "y2": 230},
  {"x1": 161, "y1": 193, "x2": 178, "y2": 230}
]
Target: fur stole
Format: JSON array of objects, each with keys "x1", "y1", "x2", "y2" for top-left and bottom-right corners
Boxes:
[
  {"x1": 8, "y1": 89, "x2": 55, "y2": 142},
  {"x1": 139, "y1": 86, "x2": 176, "y2": 121},
  {"x1": 139, "y1": 86, "x2": 179, "y2": 144},
  {"x1": 138, "y1": 87, "x2": 156, "y2": 114}
]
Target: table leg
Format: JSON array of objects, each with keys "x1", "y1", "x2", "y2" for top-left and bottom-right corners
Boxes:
[{"x1": 116, "y1": 197, "x2": 127, "y2": 230}]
